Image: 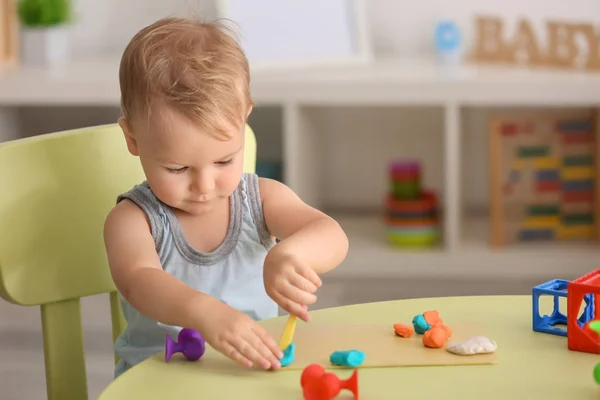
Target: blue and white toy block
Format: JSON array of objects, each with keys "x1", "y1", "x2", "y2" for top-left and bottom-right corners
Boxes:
[{"x1": 532, "y1": 279, "x2": 594, "y2": 336}]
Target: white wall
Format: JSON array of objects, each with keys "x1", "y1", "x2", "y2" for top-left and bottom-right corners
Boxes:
[
  {"x1": 21, "y1": 0, "x2": 600, "y2": 210},
  {"x1": 65, "y1": 0, "x2": 600, "y2": 59},
  {"x1": 68, "y1": 0, "x2": 216, "y2": 57},
  {"x1": 368, "y1": 0, "x2": 600, "y2": 57}
]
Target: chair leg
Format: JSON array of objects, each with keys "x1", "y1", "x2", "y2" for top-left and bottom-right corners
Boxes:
[
  {"x1": 41, "y1": 299, "x2": 87, "y2": 400},
  {"x1": 109, "y1": 291, "x2": 126, "y2": 364}
]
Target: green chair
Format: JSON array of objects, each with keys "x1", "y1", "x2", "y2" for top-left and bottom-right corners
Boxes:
[{"x1": 0, "y1": 123, "x2": 258, "y2": 400}]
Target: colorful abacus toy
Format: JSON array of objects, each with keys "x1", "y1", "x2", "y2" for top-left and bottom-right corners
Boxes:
[{"x1": 385, "y1": 160, "x2": 440, "y2": 247}]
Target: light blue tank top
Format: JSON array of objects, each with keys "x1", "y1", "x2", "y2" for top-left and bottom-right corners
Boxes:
[{"x1": 113, "y1": 173, "x2": 278, "y2": 377}]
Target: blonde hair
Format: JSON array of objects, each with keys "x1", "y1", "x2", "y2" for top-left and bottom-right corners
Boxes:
[{"x1": 119, "y1": 17, "x2": 252, "y2": 138}]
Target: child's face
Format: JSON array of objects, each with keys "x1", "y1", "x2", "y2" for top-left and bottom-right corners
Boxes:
[{"x1": 121, "y1": 109, "x2": 245, "y2": 215}]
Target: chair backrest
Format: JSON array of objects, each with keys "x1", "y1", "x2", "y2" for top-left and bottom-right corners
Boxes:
[{"x1": 0, "y1": 123, "x2": 257, "y2": 400}]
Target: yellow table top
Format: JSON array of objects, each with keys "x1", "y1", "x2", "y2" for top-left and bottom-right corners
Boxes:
[{"x1": 98, "y1": 295, "x2": 600, "y2": 400}]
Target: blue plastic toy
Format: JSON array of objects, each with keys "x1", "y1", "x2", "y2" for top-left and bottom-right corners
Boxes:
[
  {"x1": 532, "y1": 279, "x2": 594, "y2": 336},
  {"x1": 412, "y1": 314, "x2": 431, "y2": 334},
  {"x1": 329, "y1": 350, "x2": 365, "y2": 367}
]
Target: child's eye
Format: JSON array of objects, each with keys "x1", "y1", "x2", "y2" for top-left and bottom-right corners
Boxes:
[
  {"x1": 166, "y1": 166, "x2": 188, "y2": 174},
  {"x1": 215, "y1": 158, "x2": 233, "y2": 166}
]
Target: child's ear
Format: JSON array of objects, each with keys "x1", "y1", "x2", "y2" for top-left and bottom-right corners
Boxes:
[
  {"x1": 118, "y1": 117, "x2": 139, "y2": 156},
  {"x1": 246, "y1": 105, "x2": 253, "y2": 119}
]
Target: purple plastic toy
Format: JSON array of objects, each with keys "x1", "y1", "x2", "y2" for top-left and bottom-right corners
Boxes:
[{"x1": 165, "y1": 328, "x2": 206, "y2": 362}]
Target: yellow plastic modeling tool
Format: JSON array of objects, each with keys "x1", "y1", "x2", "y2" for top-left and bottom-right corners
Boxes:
[{"x1": 279, "y1": 314, "x2": 297, "y2": 350}]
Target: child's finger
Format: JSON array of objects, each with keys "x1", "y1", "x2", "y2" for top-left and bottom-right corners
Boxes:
[
  {"x1": 296, "y1": 264, "x2": 322, "y2": 287},
  {"x1": 238, "y1": 338, "x2": 271, "y2": 369},
  {"x1": 288, "y1": 273, "x2": 319, "y2": 293},
  {"x1": 223, "y1": 343, "x2": 253, "y2": 368},
  {"x1": 244, "y1": 332, "x2": 278, "y2": 369},
  {"x1": 250, "y1": 331, "x2": 282, "y2": 369},
  {"x1": 254, "y1": 326, "x2": 284, "y2": 360},
  {"x1": 272, "y1": 291, "x2": 311, "y2": 322},
  {"x1": 283, "y1": 298, "x2": 311, "y2": 322},
  {"x1": 284, "y1": 284, "x2": 317, "y2": 306},
  {"x1": 296, "y1": 306, "x2": 311, "y2": 322}
]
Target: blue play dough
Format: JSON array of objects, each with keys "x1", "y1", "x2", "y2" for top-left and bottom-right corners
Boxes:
[
  {"x1": 330, "y1": 350, "x2": 365, "y2": 367},
  {"x1": 412, "y1": 314, "x2": 431, "y2": 334},
  {"x1": 280, "y1": 343, "x2": 295, "y2": 367}
]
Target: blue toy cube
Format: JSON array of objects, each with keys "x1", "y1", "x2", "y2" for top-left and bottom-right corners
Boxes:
[{"x1": 532, "y1": 279, "x2": 594, "y2": 336}]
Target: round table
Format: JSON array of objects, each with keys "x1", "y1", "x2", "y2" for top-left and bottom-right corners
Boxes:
[{"x1": 98, "y1": 295, "x2": 600, "y2": 399}]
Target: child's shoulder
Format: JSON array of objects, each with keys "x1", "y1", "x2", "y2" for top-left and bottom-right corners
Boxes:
[
  {"x1": 238, "y1": 173, "x2": 294, "y2": 204},
  {"x1": 256, "y1": 176, "x2": 301, "y2": 204},
  {"x1": 104, "y1": 197, "x2": 152, "y2": 237},
  {"x1": 256, "y1": 176, "x2": 331, "y2": 241}
]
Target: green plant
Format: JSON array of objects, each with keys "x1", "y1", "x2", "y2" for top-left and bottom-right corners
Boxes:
[{"x1": 17, "y1": 0, "x2": 70, "y2": 27}]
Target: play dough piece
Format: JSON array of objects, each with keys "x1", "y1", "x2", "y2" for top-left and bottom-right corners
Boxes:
[
  {"x1": 446, "y1": 336, "x2": 497, "y2": 356},
  {"x1": 423, "y1": 310, "x2": 442, "y2": 326},
  {"x1": 422, "y1": 326, "x2": 449, "y2": 348},
  {"x1": 440, "y1": 324, "x2": 452, "y2": 337},
  {"x1": 393, "y1": 323, "x2": 414, "y2": 337},
  {"x1": 412, "y1": 314, "x2": 431, "y2": 334},
  {"x1": 330, "y1": 350, "x2": 366, "y2": 367},
  {"x1": 280, "y1": 343, "x2": 296, "y2": 367}
]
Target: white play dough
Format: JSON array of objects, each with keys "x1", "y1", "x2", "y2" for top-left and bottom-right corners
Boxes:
[{"x1": 446, "y1": 336, "x2": 497, "y2": 356}]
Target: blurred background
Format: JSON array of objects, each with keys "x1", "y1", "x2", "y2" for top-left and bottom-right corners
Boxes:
[{"x1": 2, "y1": 0, "x2": 600, "y2": 398}]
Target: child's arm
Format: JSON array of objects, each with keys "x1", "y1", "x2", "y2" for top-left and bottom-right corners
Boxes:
[
  {"x1": 259, "y1": 178, "x2": 348, "y2": 274},
  {"x1": 259, "y1": 178, "x2": 349, "y2": 319},
  {"x1": 104, "y1": 200, "x2": 282, "y2": 369},
  {"x1": 104, "y1": 200, "x2": 212, "y2": 327},
  {"x1": 260, "y1": 177, "x2": 349, "y2": 273}
]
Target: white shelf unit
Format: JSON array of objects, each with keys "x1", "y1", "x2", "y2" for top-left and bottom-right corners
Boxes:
[
  {"x1": 2, "y1": 56, "x2": 600, "y2": 282},
  {"x1": 325, "y1": 213, "x2": 600, "y2": 279}
]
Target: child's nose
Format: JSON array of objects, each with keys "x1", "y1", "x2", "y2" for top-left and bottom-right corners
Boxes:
[{"x1": 191, "y1": 171, "x2": 215, "y2": 194}]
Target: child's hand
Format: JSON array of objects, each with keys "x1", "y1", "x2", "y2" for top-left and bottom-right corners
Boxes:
[
  {"x1": 201, "y1": 301, "x2": 283, "y2": 369},
  {"x1": 263, "y1": 249, "x2": 322, "y2": 322}
]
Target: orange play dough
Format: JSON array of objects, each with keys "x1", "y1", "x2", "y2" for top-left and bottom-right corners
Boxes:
[
  {"x1": 440, "y1": 324, "x2": 452, "y2": 337},
  {"x1": 423, "y1": 310, "x2": 441, "y2": 326},
  {"x1": 422, "y1": 310, "x2": 452, "y2": 339},
  {"x1": 422, "y1": 326, "x2": 450, "y2": 348},
  {"x1": 393, "y1": 323, "x2": 414, "y2": 338}
]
